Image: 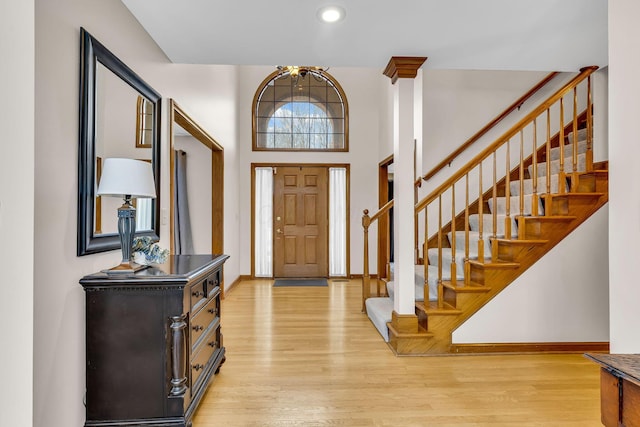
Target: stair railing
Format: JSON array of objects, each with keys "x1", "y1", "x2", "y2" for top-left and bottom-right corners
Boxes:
[
  {"x1": 362, "y1": 66, "x2": 598, "y2": 312},
  {"x1": 362, "y1": 199, "x2": 393, "y2": 311},
  {"x1": 415, "y1": 66, "x2": 598, "y2": 309},
  {"x1": 422, "y1": 71, "x2": 560, "y2": 181}
]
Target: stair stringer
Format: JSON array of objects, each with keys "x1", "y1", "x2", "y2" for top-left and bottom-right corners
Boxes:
[{"x1": 396, "y1": 177, "x2": 608, "y2": 355}]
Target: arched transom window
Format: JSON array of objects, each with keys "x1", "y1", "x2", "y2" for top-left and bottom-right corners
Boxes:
[{"x1": 253, "y1": 67, "x2": 348, "y2": 151}]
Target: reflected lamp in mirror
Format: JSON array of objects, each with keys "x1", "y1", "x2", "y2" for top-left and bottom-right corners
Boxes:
[{"x1": 97, "y1": 158, "x2": 157, "y2": 274}]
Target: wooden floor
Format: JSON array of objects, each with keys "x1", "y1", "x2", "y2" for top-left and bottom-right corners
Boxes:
[{"x1": 193, "y1": 279, "x2": 602, "y2": 426}]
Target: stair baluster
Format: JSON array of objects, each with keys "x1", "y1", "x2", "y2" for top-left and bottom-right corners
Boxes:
[
  {"x1": 437, "y1": 195, "x2": 443, "y2": 308},
  {"x1": 504, "y1": 139, "x2": 512, "y2": 242},
  {"x1": 571, "y1": 87, "x2": 579, "y2": 192},
  {"x1": 362, "y1": 209, "x2": 371, "y2": 312},
  {"x1": 423, "y1": 199, "x2": 429, "y2": 300},
  {"x1": 545, "y1": 109, "x2": 552, "y2": 199},
  {"x1": 492, "y1": 151, "x2": 498, "y2": 244},
  {"x1": 524, "y1": 128, "x2": 538, "y2": 217},
  {"x1": 559, "y1": 97, "x2": 566, "y2": 194},
  {"x1": 478, "y1": 162, "x2": 485, "y2": 263},
  {"x1": 450, "y1": 184, "x2": 457, "y2": 287},
  {"x1": 586, "y1": 73, "x2": 594, "y2": 172},
  {"x1": 464, "y1": 173, "x2": 470, "y2": 282}
]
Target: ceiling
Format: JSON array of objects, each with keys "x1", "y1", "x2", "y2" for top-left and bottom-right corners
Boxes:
[{"x1": 121, "y1": 0, "x2": 608, "y2": 72}]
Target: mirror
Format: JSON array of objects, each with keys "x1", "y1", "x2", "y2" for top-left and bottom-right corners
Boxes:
[{"x1": 77, "y1": 28, "x2": 161, "y2": 256}]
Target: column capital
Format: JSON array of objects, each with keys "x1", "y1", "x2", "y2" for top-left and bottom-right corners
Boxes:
[{"x1": 383, "y1": 56, "x2": 428, "y2": 84}]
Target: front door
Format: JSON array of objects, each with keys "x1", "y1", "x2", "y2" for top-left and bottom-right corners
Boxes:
[{"x1": 273, "y1": 166, "x2": 328, "y2": 278}]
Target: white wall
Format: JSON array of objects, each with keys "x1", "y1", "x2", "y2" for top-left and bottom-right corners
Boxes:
[
  {"x1": 609, "y1": 0, "x2": 640, "y2": 353},
  {"x1": 237, "y1": 66, "x2": 384, "y2": 276},
  {"x1": 0, "y1": 2, "x2": 35, "y2": 427},
  {"x1": 421, "y1": 69, "x2": 568, "y2": 190},
  {"x1": 454, "y1": 206, "x2": 609, "y2": 343},
  {"x1": 34, "y1": 1, "x2": 240, "y2": 425},
  {"x1": 379, "y1": 76, "x2": 394, "y2": 159}
]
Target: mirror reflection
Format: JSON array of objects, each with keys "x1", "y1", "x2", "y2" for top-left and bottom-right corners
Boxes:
[
  {"x1": 77, "y1": 28, "x2": 161, "y2": 256},
  {"x1": 94, "y1": 62, "x2": 154, "y2": 235}
]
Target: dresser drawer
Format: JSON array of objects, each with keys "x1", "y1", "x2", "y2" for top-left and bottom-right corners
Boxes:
[
  {"x1": 189, "y1": 277, "x2": 208, "y2": 313},
  {"x1": 190, "y1": 325, "x2": 221, "y2": 391},
  {"x1": 206, "y1": 269, "x2": 221, "y2": 298},
  {"x1": 190, "y1": 296, "x2": 219, "y2": 348}
]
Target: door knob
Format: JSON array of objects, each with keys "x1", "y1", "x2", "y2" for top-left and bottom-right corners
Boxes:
[{"x1": 276, "y1": 228, "x2": 283, "y2": 234}]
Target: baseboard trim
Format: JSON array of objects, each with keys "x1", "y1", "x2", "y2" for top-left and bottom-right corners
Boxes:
[
  {"x1": 450, "y1": 341, "x2": 610, "y2": 355},
  {"x1": 223, "y1": 275, "x2": 250, "y2": 298},
  {"x1": 349, "y1": 274, "x2": 379, "y2": 279}
]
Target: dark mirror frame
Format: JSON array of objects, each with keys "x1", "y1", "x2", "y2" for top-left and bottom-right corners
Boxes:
[{"x1": 77, "y1": 27, "x2": 162, "y2": 256}]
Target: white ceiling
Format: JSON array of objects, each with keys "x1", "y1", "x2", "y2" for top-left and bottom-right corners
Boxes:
[{"x1": 121, "y1": 0, "x2": 608, "y2": 72}]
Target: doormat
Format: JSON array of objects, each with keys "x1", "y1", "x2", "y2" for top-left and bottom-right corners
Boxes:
[{"x1": 273, "y1": 279, "x2": 328, "y2": 287}]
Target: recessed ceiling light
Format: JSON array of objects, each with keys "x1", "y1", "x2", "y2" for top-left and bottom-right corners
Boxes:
[{"x1": 317, "y1": 5, "x2": 346, "y2": 23}]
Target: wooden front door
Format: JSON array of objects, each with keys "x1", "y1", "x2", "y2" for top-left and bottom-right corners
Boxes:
[{"x1": 273, "y1": 166, "x2": 328, "y2": 278}]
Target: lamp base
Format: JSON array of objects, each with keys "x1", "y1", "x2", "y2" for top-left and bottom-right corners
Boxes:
[{"x1": 102, "y1": 261, "x2": 149, "y2": 276}]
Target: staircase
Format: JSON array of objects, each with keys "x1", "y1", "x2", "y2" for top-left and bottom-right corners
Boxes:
[{"x1": 362, "y1": 66, "x2": 608, "y2": 355}]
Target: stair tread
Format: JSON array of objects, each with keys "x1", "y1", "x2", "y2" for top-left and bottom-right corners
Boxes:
[
  {"x1": 492, "y1": 238, "x2": 548, "y2": 245},
  {"x1": 467, "y1": 260, "x2": 520, "y2": 269},
  {"x1": 466, "y1": 280, "x2": 490, "y2": 288},
  {"x1": 386, "y1": 322, "x2": 434, "y2": 338},
  {"x1": 442, "y1": 281, "x2": 491, "y2": 293},
  {"x1": 416, "y1": 301, "x2": 462, "y2": 315},
  {"x1": 520, "y1": 215, "x2": 577, "y2": 221},
  {"x1": 578, "y1": 170, "x2": 608, "y2": 175},
  {"x1": 547, "y1": 192, "x2": 605, "y2": 199}
]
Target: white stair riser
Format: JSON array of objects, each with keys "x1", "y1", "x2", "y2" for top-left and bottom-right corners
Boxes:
[
  {"x1": 548, "y1": 140, "x2": 587, "y2": 161},
  {"x1": 528, "y1": 153, "x2": 586, "y2": 177},
  {"x1": 487, "y1": 194, "x2": 544, "y2": 216},
  {"x1": 509, "y1": 174, "x2": 566, "y2": 196},
  {"x1": 468, "y1": 214, "x2": 518, "y2": 237},
  {"x1": 447, "y1": 231, "x2": 491, "y2": 257}
]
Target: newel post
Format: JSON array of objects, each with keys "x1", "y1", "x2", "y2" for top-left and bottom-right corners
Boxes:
[
  {"x1": 362, "y1": 209, "x2": 371, "y2": 312},
  {"x1": 383, "y1": 56, "x2": 426, "y2": 331}
]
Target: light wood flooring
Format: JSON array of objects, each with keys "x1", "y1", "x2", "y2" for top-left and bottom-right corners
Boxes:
[{"x1": 193, "y1": 279, "x2": 602, "y2": 426}]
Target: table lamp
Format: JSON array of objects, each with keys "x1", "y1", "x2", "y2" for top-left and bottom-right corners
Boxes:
[{"x1": 96, "y1": 158, "x2": 157, "y2": 274}]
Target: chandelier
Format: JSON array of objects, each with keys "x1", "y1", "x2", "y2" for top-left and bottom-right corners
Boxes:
[{"x1": 276, "y1": 66, "x2": 328, "y2": 90}]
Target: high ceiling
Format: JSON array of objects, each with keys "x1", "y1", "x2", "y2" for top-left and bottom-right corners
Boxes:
[{"x1": 121, "y1": 0, "x2": 608, "y2": 72}]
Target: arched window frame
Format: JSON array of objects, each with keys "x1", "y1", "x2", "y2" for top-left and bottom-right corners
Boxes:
[{"x1": 252, "y1": 68, "x2": 349, "y2": 152}]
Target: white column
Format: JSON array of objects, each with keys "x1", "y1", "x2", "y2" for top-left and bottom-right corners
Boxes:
[{"x1": 392, "y1": 77, "x2": 417, "y2": 315}]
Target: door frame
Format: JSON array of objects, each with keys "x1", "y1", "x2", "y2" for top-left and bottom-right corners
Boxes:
[
  {"x1": 250, "y1": 162, "x2": 351, "y2": 279},
  {"x1": 169, "y1": 100, "x2": 224, "y2": 256},
  {"x1": 378, "y1": 154, "x2": 393, "y2": 281}
]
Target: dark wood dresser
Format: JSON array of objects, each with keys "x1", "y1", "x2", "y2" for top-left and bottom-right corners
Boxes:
[
  {"x1": 586, "y1": 353, "x2": 640, "y2": 427},
  {"x1": 80, "y1": 254, "x2": 229, "y2": 427}
]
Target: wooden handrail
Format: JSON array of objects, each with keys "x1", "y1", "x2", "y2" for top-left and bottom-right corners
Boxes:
[
  {"x1": 415, "y1": 66, "x2": 598, "y2": 212},
  {"x1": 422, "y1": 71, "x2": 560, "y2": 181},
  {"x1": 368, "y1": 199, "x2": 394, "y2": 223}
]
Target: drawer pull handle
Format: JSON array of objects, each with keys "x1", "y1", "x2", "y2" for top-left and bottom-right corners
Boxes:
[
  {"x1": 192, "y1": 290, "x2": 204, "y2": 298},
  {"x1": 193, "y1": 363, "x2": 205, "y2": 371},
  {"x1": 207, "y1": 308, "x2": 218, "y2": 315},
  {"x1": 208, "y1": 341, "x2": 217, "y2": 348},
  {"x1": 192, "y1": 325, "x2": 204, "y2": 332}
]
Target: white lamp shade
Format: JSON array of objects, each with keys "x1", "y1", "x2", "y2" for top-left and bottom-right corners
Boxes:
[{"x1": 97, "y1": 158, "x2": 157, "y2": 199}]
